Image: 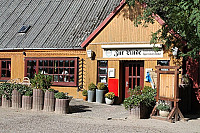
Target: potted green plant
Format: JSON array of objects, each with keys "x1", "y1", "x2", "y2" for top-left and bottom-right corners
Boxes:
[
  {"x1": 54, "y1": 92, "x2": 70, "y2": 114},
  {"x1": 156, "y1": 101, "x2": 170, "y2": 117},
  {"x1": 88, "y1": 83, "x2": 96, "y2": 102},
  {"x1": 0, "y1": 83, "x2": 13, "y2": 108},
  {"x1": 31, "y1": 74, "x2": 52, "y2": 111},
  {"x1": 123, "y1": 86, "x2": 156, "y2": 119},
  {"x1": 105, "y1": 92, "x2": 115, "y2": 105},
  {"x1": 96, "y1": 83, "x2": 107, "y2": 103},
  {"x1": 44, "y1": 88, "x2": 55, "y2": 112},
  {"x1": 82, "y1": 89, "x2": 87, "y2": 101},
  {"x1": 22, "y1": 89, "x2": 33, "y2": 110}
]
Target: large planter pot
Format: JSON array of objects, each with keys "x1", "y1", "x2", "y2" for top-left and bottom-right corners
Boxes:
[
  {"x1": 22, "y1": 95, "x2": 32, "y2": 110},
  {"x1": 12, "y1": 89, "x2": 22, "y2": 109},
  {"x1": 105, "y1": 98, "x2": 114, "y2": 105},
  {"x1": 44, "y1": 90, "x2": 55, "y2": 112},
  {"x1": 32, "y1": 89, "x2": 44, "y2": 111},
  {"x1": 88, "y1": 90, "x2": 95, "y2": 102},
  {"x1": 159, "y1": 110, "x2": 169, "y2": 117},
  {"x1": 96, "y1": 89, "x2": 106, "y2": 103},
  {"x1": 55, "y1": 99, "x2": 70, "y2": 114},
  {"x1": 82, "y1": 96, "x2": 87, "y2": 101},
  {"x1": 130, "y1": 103, "x2": 153, "y2": 119},
  {"x1": 2, "y1": 96, "x2": 11, "y2": 108}
]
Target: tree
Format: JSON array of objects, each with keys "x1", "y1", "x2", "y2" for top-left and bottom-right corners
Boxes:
[{"x1": 126, "y1": 0, "x2": 200, "y2": 59}]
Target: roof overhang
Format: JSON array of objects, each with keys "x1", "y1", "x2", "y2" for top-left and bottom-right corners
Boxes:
[{"x1": 101, "y1": 44, "x2": 162, "y2": 49}]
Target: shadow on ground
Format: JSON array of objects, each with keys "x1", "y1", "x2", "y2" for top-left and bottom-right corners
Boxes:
[
  {"x1": 184, "y1": 112, "x2": 200, "y2": 121},
  {"x1": 69, "y1": 105, "x2": 92, "y2": 114}
]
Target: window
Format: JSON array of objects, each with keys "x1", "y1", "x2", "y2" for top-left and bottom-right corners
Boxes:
[
  {"x1": 25, "y1": 58, "x2": 77, "y2": 86},
  {"x1": 97, "y1": 60, "x2": 108, "y2": 83},
  {"x1": 157, "y1": 60, "x2": 169, "y2": 66},
  {"x1": 0, "y1": 59, "x2": 11, "y2": 80},
  {"x1": 18, "y1": 25, "x2": 30, "y2": 33}
]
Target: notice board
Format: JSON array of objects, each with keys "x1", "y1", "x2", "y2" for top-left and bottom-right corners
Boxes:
[{"x1": 108, "y1": 79, "x2": 118, "y2": 96}]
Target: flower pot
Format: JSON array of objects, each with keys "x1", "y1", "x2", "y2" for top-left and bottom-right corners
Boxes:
[
  {"x1": 22, "y1": 95, "x2": 32, "y2": 110},
  {"x1": 96, "y1": 89, "x2": 106, "y2": 103},
  {"x1": 32, "y1": 89, "x2": 44, "y2": 111},
  {"x1": 55, "y1": 98, "x2": 70, "y2": 114},
  {"x1": 83, "y1": 96, "x2": 87, "y2": 101},
  {"x1": 2, "y1": 96, "x2": 11, "y2": 108},
  {"x1": 12, "y1": 89, "x2": 22, "y2": 109},
  {"x1": 105, "y1": 98, "x2": 114, "y2": 105},
  {"x1": 88, "y1": 90, "x2": 95, "y2": 102},
  {"x1": 159, "y1": 110, "x2": 169, "y2": 117},
  {"x1": 44, "y1": 90, "x2": 55, "y2": 112}
]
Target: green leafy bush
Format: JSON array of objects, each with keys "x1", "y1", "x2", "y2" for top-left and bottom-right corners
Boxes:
[
  {"x1": 31, "y1": 73, "x2": 52, "y2": 91},
  {"x1": 88, "y1": 83, "x2": 96, "y2": 91},
  {"x1": 82, "y1": 89, "x2": 88, "y2": 96},
  {"x1": 97, "y1": 83, "x2": 106, "y2": 90},
  {"x1": 123, "y1": 86, "x2": 156, "y2": 112},
  {"x1": 24, "y1": 90, "x2": 33, "y2": 96},
  {"x1": 105, "y1": 92, "x2": 115, "y2": 100},
  {"x1": 54, "y1": 92, "x2": 67, "y2": 99}
]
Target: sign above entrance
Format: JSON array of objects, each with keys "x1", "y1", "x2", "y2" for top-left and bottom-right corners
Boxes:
[
  {"x1": 102, "y1": 44, "x2": 163, "y2": 58},
  {"x1": 103, "y1": 48, "x2": 163, "y2": 58}
]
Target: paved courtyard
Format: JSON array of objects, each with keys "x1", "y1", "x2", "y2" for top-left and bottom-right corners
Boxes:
[{"x1": 0, "y1": 99, "x2": 200, "y2": 133}]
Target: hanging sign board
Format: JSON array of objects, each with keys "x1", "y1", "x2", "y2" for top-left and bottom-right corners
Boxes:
[{"x1": 103, "y1": 48, "x2": 163, "y2": 58}]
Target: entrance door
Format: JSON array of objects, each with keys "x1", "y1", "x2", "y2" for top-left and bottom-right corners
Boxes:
[{"x1": 125, "y1": 62, "x2": 144, "y2": 98}]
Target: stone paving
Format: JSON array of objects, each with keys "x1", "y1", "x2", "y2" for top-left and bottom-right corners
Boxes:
[{"x1": 0, "y1": 99, "x2": 200, "y2": 133}]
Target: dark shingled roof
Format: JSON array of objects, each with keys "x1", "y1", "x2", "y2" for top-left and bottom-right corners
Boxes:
[{"x1": 0, "y1": 0, "x2": 121, "y2": 49}]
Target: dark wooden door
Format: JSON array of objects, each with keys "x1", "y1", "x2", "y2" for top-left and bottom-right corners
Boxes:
[{"x1": 125, "y1": 62, "x2": 144, "y2": 98}]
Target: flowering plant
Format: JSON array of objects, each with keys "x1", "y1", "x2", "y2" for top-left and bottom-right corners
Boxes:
[
  {"x1": 105, "y1": 92, "x2": 115, "y2": 100},
  {"x1": 156, "y1": 101, "x2": 170, "y2": 111}
]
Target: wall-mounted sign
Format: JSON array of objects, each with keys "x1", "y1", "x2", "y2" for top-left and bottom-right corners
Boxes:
[{"x1": 103, "y1": 48, "x2": 163, "y2": 58}]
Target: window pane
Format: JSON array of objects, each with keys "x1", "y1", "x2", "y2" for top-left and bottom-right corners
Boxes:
[
  {"x1": 157, "y1": 60, "x2": 169, "y2": 66},
  {"x1": 129, "y1": 64, "x2": 132, "y2": 76},
  {"x1": 59, "y1": 68, "x2": 63, "y2": 74},
  {"x1": 2, "y1": 61, "x2": 6, "y2": 68},
  {"x1": 54, "y1": 68, "x2": 58, "y2": 74},
  {"x1": 137, "y1": 64, "x2": 140, "y2": 76},
  {"x1": 44, "y1": 68, "x2": 48, "y2": 74},
  {"x1": 133, "y1": 64, "x2": 136, "y2": 76},
  {"x1": 49, "y1": 68, "x2": 53, "y2": 74},
  {"x1": 54, "y1": 75, "x2": 58, "y2": 82},
  {"x1": 49, "y1": 60, "x2": 53, "y2": 66},
  {"x1": 59, "y1": 60, "x2": 63, "y2": 67},
  {"x1": 64, "y1": 68, "x2": 69, "y2": 74},
  {"x1": 7, "y1": 61, "x2": 11, "y2": 68},
  {"x1": 39, "y1": 60, "x2": 43, "y2": 66},
  {"x1": 70, "y1": 75, "x2": 74, "y2": 82},
  {"x1": 1, "y1": 70, "x2": 6, "y2": 77},
  {"x1": 98, "y1": 76, "x2": 107, "y2": 83},
  {"x1": 27, "y1": 60, "x2": 31, "y2": 66},
  {"x1": 70, "y1": 68, "x2": 74, "y2": 74},
  {"x1": 59, "y1": 75, "x2": 63, "y2": 82},
  {"x1": 129, "y1": 78, "x2": 132, "y2": 88},
  {"x1": 39, "y1": 67, "x2": 42, "y2": 74},
  {"x1": 99, "y1": 61, "x2": 107, "y2": 67},
  {"x1": 65, "y1": 60, "x2": 69, "y2": 67},
  {"x1": 54, "y1": 60, "x2": 58, "y2": 67},
  {"x1": 137, "y1": 78, "x2": 140, "y2": 86},
  {"x1": 27, "y1": 68, "x2": 31, "y2": 73},
  {"x1": 7, "y1": 70, "x2": 10, "y2": 77},
  {"x1": 70, "y1": 60, "x2": 74, "y2": 67},
  {"x1": 44, "y1": 60, "x2": 48, "y2": 66},
  {"x1": 99, "y1": 68, "x2": 107, "y2": 74},
  {"x1": 64, "y1": 75, "x2": 69, "y2": 82}
]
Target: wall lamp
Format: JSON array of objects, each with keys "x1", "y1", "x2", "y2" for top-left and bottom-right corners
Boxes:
[{"x1": 23, "y1": 51, "x2": 26, "y2": 56}]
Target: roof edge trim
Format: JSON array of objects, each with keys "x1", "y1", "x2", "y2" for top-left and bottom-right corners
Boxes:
[
  {"x1": 0, "y1": 48, "x2": 84, "y2": 50},
  {"x1": 81, "y1": 0, "x2": 126, "y2": 48}
]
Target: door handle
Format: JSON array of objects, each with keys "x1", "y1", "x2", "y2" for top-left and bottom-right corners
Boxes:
[{"x1": 126, "y1": 81, "x2": 129, "y2": 87}]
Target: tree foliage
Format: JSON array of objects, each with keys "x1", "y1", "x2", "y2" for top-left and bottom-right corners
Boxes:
[{"x1": 126, "y1": 0, "x2": 200, "y2": 59}]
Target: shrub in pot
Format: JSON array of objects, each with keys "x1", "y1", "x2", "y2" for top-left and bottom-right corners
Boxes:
[
  {"x1": 0, "y1": 83, "x2": 13, "y2": 108},
  {"x1": 55, "y1": 92, "x2": 69, "y2": 114},
  {"x1": 123, "y1": 86, "x2": 156, "y2": 119},
  {"x1": 105, "y1": 92, "x2": 115, "y2": 105},
  {"x1": 82, "y1": 89, "x2": 87, "y2": 101},
  {"x1": 87, "y1": 83, "x2": 96, "y2": 102},
  {"x1": 96, "y1": 83, "x2": 107, "y2": 103},
  {"x1": 44, "y1": 88, "x2": 55, "y2": 112},
  {"x1": 22, "y1": 90, "x2": 33, "y2": 110},
  {"x1": 31, "y1": 74, "x2": 52, "y2": 111}
]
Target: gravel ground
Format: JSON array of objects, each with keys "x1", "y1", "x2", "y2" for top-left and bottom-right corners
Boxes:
[{"x1": 0, "y1": 99, "x2": 200, "y2": 133}]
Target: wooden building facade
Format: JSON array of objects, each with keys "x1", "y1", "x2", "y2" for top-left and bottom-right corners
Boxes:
[{"x1": 0, "y1": 0, "x2": 199, "y2": 109}]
